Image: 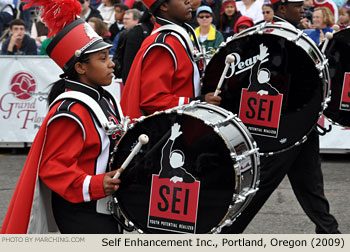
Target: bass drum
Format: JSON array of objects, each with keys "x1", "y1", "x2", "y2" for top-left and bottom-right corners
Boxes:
[
  {"x1": 110, "y1": 102, "x2": 260, "y2": 233},
  {"x1": 202, "y1": 23, "x2": 330, "y2": 155},
  {"x1": 322, "y1": 28, "x2": 350, "y2": 127}
]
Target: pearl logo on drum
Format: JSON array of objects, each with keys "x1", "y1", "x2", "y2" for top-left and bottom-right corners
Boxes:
[{"x1": 147, "y1": 123, "x2": 200, "y2": 233}]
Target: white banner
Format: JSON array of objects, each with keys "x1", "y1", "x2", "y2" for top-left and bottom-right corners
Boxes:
[
  {"x1": 0, "y1": 56, "x2": 122, "y2": 146},
  {"x1": 319, "y1": 115, "x2": 350, "y2": 154}
]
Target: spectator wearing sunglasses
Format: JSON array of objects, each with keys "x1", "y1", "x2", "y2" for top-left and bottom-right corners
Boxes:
[
  {"x1": 262, "y1": 3, "x2": 274, "y2": 22},
  {"x1": 192, "y1": 6, "x2": 224, "y2": 56}
]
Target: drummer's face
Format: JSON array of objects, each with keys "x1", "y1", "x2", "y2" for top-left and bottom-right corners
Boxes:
[
  {"x1": 163, "y1": 0, "x2": 192, "y2": 25},
  {"x1": 284, "y1": 2, "x2": 304, "y2": 26}
]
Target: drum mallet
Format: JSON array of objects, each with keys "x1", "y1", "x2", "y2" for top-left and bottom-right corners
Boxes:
[
  {"x1": 214, "y1": 54, "x2": 236, "y2": 96},
  {"x1": 321, "y1": 24, "x2": 339, "y2": 54},
  {"x1": 113, "y1": 134, "x2": 149, "y2": 179}
]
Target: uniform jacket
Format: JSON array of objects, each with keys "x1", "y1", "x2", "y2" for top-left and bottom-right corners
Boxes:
[
  {"x1": 120, "y1": 17, "x2": 201, "y2": 119},
  {"x1": 0, "y1": 80, "x2": 122, "y2": 233}
]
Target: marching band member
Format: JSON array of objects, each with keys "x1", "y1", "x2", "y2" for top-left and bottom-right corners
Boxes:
[
  {"x1": 120, "y1": 0, "x2": 221, "y2": 119},
  {"x1": 220, "y1": 0, "x2": 340, "y2": 234},
  {"x1": 1, "y1": 0, "x2": 123, "y2": 234}
]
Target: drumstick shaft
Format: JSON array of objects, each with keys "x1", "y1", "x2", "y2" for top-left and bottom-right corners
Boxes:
[
  {"x1": 321, "y1": 39, "x2": 329, "y2": 54},
  {"x1": 113, "y1": 134, "x2": 149, "y2": 179},
  {"x1": 214, "y1": 55, "x2": 235, "y2": 97},
  {"x1": 214, "y1": 63, "x2": 230, "y2": 96}
]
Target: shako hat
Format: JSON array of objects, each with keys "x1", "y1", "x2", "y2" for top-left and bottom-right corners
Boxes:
[
  {"x1": 23, "y1": 0, "x2": 112, "y2": 76},
  {"x1": 142, "y1": 0, "x2": 168, "y2": 14}
]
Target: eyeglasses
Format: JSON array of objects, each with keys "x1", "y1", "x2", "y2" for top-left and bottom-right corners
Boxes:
[
  {"x1": 198, "y1": 15, "x2": 212, "y2": 19},
  {"x1": 262, "y1": 11, "x2": 271, "y2": 14}
]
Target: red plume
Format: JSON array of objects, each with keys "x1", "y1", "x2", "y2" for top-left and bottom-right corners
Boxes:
[{"x1": 23, "y1": 0, "x2": 81, "y2": 37}]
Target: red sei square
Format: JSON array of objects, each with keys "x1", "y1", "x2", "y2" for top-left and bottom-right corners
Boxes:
[
  {"x1": 148, "y1": 175, "x2": 200, "y2": 223},
  {"x1": 340, "y1": 72, "x2": 350, "y2": 111},
  {"x1": 239, "y1": 88, "x2": 283, "y2": 129}
]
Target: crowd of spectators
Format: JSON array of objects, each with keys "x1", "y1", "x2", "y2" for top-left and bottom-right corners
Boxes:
[{"x1": 0, "y1": 0, "x2": 349, "y2": 79}]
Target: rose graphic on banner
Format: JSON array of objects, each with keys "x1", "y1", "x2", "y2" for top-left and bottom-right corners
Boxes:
[{"x1": 10, "y1": 72, "x2": 36, "y2": 100}]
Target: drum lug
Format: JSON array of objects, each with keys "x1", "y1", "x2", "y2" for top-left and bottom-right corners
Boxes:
[
  {"x1": 291, "y1": 30, "x2": 304, "y2": 43},
  {"x1": 322, "y1": 97, "x2": 331, "y2": 110},
  {"x1": 133, "y1": 116, "x2": 145, "y2": 123},
  {"x1": 110, "y1": 197, "x2": 137, "y2": 233},
  {"x1": 233, "y1": 188, "x2": 259, "y2": 204},
  {"x1": 316, "y1": 62, "x2": 325, "y2": 72},
  {"x1": 214, "y1": 113, "x2": 236, "y2": 127},
  {"x1": 295, "y1": 135, "x2": 308, "y2": 146},
  {"x1": 231, "y1": 148, "x2": 259, "y2": 162}
]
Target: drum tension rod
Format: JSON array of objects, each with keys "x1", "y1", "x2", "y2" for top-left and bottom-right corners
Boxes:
[
  {"x1": 291, "y1": 30, "x2": 304, "y2": 43},
  {"x1": 109, "y1": 198, "x2": 136, "y2": 232},
  {"x1": 231, "y1": 148, "x2": 260, "y2": 162},
  {"x1": 208, "y1": 113, "x2": 236, "y2": 128}
]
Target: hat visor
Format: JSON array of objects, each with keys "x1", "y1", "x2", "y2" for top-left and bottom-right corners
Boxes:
[{"x1": 84, "y1": 39, "x2": 112, "y2": 55}]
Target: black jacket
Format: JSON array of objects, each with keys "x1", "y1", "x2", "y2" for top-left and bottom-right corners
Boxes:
[
  {"x1": 86, "y1": 7, "x2": 103, "y2": 22},
  {"x1": 1, "y1": 34, "x2": 37, "y2": 55}
]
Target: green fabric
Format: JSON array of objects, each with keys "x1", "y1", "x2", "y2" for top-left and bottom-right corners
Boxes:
[
  {"x1": 40, "y1": 37, "x2": 53, "y2": 55},
  {"x1": 191, "y1": 25, "x2": 224, "y2": 54}
]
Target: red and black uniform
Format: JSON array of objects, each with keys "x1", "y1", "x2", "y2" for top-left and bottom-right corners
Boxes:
[
  {"x1": 1, "y1": 80, "x2": 123, "y2": 234},
  {"x1": 120, "y1": 17, "x2": 201, "y2": 119}
]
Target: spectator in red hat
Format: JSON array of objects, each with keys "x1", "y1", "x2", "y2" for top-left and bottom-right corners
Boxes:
[
  {"x1": 120, "y1": 0, "x2": 221, "y2": 119},
  {"x1": 233, "y1": 15, "x2": 254, "y2": 33},
  {"x1": 220, "y1": 0, "x2": 341, "y2": 235},
  {"x1": 218, "y1": 0, "x2": 242, "y2": 39}
]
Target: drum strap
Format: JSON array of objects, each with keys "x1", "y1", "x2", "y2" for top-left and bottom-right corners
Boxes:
[{"x1": 50, "y1": 91, "x2": 120, "y2": 136}]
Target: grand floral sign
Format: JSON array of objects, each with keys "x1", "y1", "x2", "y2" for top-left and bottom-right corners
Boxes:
[{"x1": 0, "y1": 56, "x2": 122, "y2": 145}]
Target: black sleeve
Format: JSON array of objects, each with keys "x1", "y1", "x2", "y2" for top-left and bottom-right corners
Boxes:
[{"x1": 122, "y1": 26, "x2": 145, "y2": 83}]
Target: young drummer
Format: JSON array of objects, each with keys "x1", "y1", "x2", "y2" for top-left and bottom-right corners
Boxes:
[
  {"x1": 1, "y1": 0, "x2": 123, "y2": 234},
  {"x1": 120, "y1": 0, "x2": 222, "y2": 119}
]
